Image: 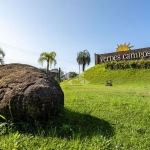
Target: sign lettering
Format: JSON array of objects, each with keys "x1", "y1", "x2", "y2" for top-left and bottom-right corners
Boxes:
[{"x1": 95, "y1": 47, "x2": 150, "y2": 65}]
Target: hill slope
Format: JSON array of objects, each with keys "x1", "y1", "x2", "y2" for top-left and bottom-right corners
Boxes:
[{"x1": 81, "y1": 64, "x2": 150, "y2": 85}]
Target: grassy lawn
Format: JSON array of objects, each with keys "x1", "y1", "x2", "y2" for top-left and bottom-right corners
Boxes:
[{"x1": 0, "y1": 82, "x2": 150, "y2": 150}]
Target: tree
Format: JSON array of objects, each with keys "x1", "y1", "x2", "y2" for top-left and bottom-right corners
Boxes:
[
  {"x1": 38, "y1": 51, "x2": 57, "y2": 73},
  {"x1": 76, "y1": 50, "x2": 91, "y2": 72},
  {"x1": 69, "y1": 71, "x2": 78, "y2": 79},
  {"x1": 0, "y1": 48, "x2": 5, "y2": 65}
]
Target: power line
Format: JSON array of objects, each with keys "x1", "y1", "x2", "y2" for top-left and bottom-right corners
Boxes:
[
  {"x1": 5, "y1": 58, "x2": 39, "y2": 67},
  {"x1": 5, "y1": 58, "x2": 77, "y2": 72},
  {"x1": 0, "y1": 42, "x2": 38, "y2": 55},
  {"x1": 0, "y1": 42, "x2": 77, "y2": 64}
]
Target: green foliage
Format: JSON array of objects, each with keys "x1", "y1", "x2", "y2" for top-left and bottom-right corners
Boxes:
[
  {"x1": 0, "y1": 47, "x2": 5, "y2": 65},
  {"x1": 38, "y1": 51, "x2": 57, "y2": 73},
  {"x1": 54, "y1": 77, "x2": 62, "y2": 84},
  {"x1": 0, "y1": 114, "x2": 6, "y2": 121},
  {"x1": 84, "y1": 63, "x2": 150, "y2": 84},
  {"x1": 105, "y1": 59, "x2": 150, "y2": 69},
  {"x1": 69, "y1": 71, "x2": 78, "y2": 79},
  {"x1": 76, "y1": 50, "x2": 91, "y2": 71}
]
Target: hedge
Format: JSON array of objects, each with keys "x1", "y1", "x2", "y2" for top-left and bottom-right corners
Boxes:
[{"x1": 104, "y1": 59, "x2": 150, "y2": 69}]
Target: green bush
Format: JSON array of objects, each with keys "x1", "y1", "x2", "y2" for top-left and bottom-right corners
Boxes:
[
  {"x1": 54, "y1": 77, "x2": 62, "y2": 84},
  {"x1": 69, "y1": 71, "x2": 78, "y2": 79},
  {"x1": 104, "y1": 59, "x2": 150, "y2": 70}
]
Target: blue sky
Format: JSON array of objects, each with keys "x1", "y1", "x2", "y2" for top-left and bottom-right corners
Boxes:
[{"x1": 0, "y1": 0, "x2": 150, "y2": 73}]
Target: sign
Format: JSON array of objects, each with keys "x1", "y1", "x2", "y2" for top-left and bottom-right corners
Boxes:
[
  {"x1": 116, "y1": 43, "x2": 133, "y2": 52},
  {"x1": 95, "y1": 47, "x2": 150, "y2": 65}
]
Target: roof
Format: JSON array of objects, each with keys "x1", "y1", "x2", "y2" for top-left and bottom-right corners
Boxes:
[{"x1": 50, "y1": 69, "x2": 59, "y2": 73}]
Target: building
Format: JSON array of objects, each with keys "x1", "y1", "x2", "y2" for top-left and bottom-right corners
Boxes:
[{"x1": 50, "y1": 68, "x2": 64, "y2": 79}]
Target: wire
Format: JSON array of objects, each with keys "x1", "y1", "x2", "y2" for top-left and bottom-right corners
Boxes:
[
  {"x1": 5, "y1": 58, "x2": 39, "y2": 67},
  {"x1": 0, "y1": 42, "x2": 38, "y2": 55},
  {"x1": 0, "y1": 42, "x2": 77, "y2": 64},
  {"x1": 4, "y1": 58, "x2": 78, "y2": 72}
]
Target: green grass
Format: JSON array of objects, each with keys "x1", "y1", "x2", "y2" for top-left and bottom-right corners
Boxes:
[
  {"x1": 0, "y1": 65, "x2": 150, "y2": 149},
  {"x1": 83, "y1": 64, "x2": 150, "y2": 84},
  {"x1": 0, "y1": 83, "x2": 150, "y2": 149}
]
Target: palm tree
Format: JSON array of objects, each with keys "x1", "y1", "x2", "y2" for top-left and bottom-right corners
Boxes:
[
  {"x1": 76, "y1": 50, "x2": 91, "y2": 72},
  {"x1": 38, "y1": 51, "x2": 57, "y2": 73},
  {"x1": 0, "y1": 48, "x2": 5, "y2": 65}
]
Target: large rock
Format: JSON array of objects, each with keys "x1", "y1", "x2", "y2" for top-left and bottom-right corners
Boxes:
[{"x1": 0, "y1": 63, "x2": 64, "y2": 121}]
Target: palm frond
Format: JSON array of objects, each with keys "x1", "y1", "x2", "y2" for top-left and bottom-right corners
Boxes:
[
  {"x1": 0, "y1": 48, "x2": 5, "y2": 58},
  {"x1": 38, "y1": 52, "x2": 48, "y2": 66},
  {"x1": 76, "y1": 50, "x2": 91, "y2": 71},
  {"x1": 38, "y1": 51, "x2": 57, "y2": 70},
  {"x1": 53, "y1": 59, "x2": 57, "y2": 66},
  {"x1": 0, "y1": 58, "x2": 4, "y2": 65}
]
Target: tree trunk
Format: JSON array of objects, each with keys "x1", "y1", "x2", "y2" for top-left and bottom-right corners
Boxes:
[
  {"x1": 47, "y1": 60, "x2": 49, "y2": 73},
  {"x1": 82, "y1": 64, "x2": 85, "y2": 72},
  {"x1": 59, "y1": 67, "x2": 61, "y2": 82},
  {"x1": 79, "y1": 65, "x2": 80, "y2": 74}
]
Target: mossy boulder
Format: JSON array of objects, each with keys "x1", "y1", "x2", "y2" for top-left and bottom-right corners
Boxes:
[{"x1": 0, "y1": 63, "x2": 64, "y2": 121}]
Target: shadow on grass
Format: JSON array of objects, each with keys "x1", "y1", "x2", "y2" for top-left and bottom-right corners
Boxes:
[{"x1": 1, "y1": 108, "x2": 114, "y2": 139}]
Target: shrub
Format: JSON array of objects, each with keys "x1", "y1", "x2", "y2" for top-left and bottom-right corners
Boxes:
[
  {"x1": 54, "y1": 77, "x2": 62, "y2": 84},
  {"x1": 104, "y1": 59, "x2": 150, "y2": 70}
]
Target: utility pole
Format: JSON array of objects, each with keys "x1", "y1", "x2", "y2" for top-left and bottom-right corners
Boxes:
[{"x1": 59, "y1": 67, "x2": 61, "y2": 82}]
